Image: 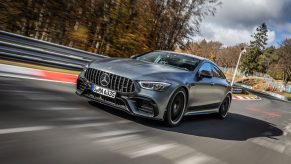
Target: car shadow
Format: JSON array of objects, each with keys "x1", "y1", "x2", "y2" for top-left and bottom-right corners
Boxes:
[
  {"x1": 88, "y1": 101, "x2": 283, "y2": 141},
  {"x1": 158, "y1": 113, "x2": 283, "y2": 141}
]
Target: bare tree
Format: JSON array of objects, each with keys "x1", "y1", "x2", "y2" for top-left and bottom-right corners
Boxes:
[
  {"x1": 274, "y1": 38, "x2": 291, "y2": 86},
  {"x1": 184, "y1": 39, "x2": 222, "y2": 62}
]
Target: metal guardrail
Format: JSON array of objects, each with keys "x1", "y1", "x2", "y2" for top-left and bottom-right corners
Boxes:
[{"x1": 0, "y1": 30, "x2": 107, "y2": 69}]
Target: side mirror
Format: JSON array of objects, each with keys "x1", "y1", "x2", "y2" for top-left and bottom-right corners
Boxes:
[
  {"x1": 199, "y1": 70, "x2": 213, "y2": 79},
  {"x1": 130, "y1": 55, "x2": 137, "y2": 59}
]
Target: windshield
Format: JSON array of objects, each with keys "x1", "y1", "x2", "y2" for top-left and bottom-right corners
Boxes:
[{"x1": 135, "y1": 51, "x2": 201, "y2": 71}]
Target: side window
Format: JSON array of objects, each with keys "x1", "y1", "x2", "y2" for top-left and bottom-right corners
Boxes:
[
  {"x1": 212, "y1": 65, "x2": 226, "y2": 79},
  {"x1": 199, "y1": 62, "x2": 212, "y2": 73},
  {"x1": 212, "y1": 65, "x2": 220, "y2": 78}
]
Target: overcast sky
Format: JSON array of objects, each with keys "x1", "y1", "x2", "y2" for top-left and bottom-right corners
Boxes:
[{"x1": 193, "y1": 0, "x2": 291, "y2": 47}]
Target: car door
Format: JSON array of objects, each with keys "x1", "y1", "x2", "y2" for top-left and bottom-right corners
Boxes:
[
  {"x1": 211, "y1": 64, "x2": 229, "y2": 104},
  {"x1": 188, "y1": 62, "x2": 217, "y2": 111}
]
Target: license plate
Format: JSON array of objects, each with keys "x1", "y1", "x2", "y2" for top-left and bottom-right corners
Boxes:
[{"x1": 91, "y1": 84, "x2": 116, "y2": 98}]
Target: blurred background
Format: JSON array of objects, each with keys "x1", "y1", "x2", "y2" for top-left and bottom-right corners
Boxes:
[
  {"x1": 0, "y1": 0, "x2": 290, "y2": 98},
  {"x1": 0, "y1": 1, "x2": 291, "y2": 164}
]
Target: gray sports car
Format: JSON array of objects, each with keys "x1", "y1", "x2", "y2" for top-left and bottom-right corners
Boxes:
[{"x1": 76, "y1": 50, "x2": 232, "y2": 126}]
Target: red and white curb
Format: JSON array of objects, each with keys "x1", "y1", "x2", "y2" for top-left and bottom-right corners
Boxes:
[
  {"x1": 39, "y1": 70, "x2": 77, "y2": 83},
  {"x1": 0, "y1": 64, "x2": 78, "y2": 83},
  {"x1": 232, "y1": 95, "x2": 261, "y2": 101}
]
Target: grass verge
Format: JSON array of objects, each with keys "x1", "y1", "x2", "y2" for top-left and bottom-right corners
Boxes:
[{"x1": 282, "y1": 92, "x2": 291, "y2": 99}]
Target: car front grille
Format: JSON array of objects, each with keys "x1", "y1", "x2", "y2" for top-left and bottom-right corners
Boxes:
[{"x1": 84, "y1": 68, "x2": 135, "y2": 93}]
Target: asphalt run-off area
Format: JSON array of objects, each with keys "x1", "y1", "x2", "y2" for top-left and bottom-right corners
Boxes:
[{"x1": 0, "y1": 73, "x2": 291, "y2": 164}]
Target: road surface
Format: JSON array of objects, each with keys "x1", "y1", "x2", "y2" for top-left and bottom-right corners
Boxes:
[{"x1": 0, "y1": 76, "x2": 291, "y2": 164}]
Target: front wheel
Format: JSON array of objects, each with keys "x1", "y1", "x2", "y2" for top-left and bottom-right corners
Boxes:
[
  {"x1": 164, "y1": 88, "x2": 187, "y2": 127},
  {"x1": 218, "y1": 96, "x2": 231, "y2": 119}
]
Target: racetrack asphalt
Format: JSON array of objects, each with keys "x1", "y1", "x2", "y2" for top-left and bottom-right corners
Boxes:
[{"x1": 0, "y1": 76, "x2": 291, "y2": 164}]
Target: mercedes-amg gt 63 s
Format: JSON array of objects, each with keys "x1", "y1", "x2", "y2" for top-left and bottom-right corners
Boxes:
[{"x1": 76, "y1": 51, "x2": 232, "y2": 126}]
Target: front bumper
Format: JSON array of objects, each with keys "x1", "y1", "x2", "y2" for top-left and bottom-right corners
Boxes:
[{"x1": 76, "y1": 76, "x2": 172, "y2": 120}]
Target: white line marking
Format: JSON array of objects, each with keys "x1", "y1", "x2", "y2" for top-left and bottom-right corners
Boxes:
[
  {"x1": 66, "y1": 122, "x2": 112, "y2": 128},
  {"x1": 130, "y1": 144, "x2": 176, "y2": 158},
  {"x1": 0, "y1": 64, "x2": 41, "y2": 76},
  {"x1": 55, "y1": 117, "x2": 103, "y2": 121},
  {"x1": 284, "y1": 123, "x2": 291, "y2": 136},
  {"x1": 96, "y1": 134, "x2": 142, "y2": 144},
  {"x1": 0, "y1": 126, "x2": 53, "y2": 135},
  {"x1": 252, "y1": 138, "x2": 285, "y2": 153},
  {"x1": 93, "y1": 133, "x2": 227, "y2": 163},
  {"x1": 95, "y1": 134, "x2": 226, "y2": 163},
  {"x1": 66, "y1": 120, "x2": 131, "y2": 128},
  {"x1": 87, "y1": 130, "x2": 142, "y2": 138},
  {"x1": 178, "y1": 155, "x2": 213, "y2": 164}
]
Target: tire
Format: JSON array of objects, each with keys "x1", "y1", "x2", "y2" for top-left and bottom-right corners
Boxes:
[
  {"x1": 164, "y1": 88, "x2": 187, "y2": 127},
  {"x1": 218, "y1": 96, "x2": 231, "y2": 119}
]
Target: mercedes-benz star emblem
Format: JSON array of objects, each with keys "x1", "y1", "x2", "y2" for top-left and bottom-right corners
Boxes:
[{"x1": 100, "y1": 73, "x2": 110, "y2": 86}]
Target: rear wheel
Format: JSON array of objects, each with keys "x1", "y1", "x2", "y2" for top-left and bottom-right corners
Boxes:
[
  {"x1": 165, "y1": 88, "x2": 187, "y2": 127},
  {"x1": 218, "y1": 96, "x2": 231, "y2": 119}
]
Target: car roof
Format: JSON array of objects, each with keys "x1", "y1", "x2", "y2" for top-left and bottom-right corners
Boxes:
[{"x1": 153, "y1": 50, "x2": 215, "y2": 65}]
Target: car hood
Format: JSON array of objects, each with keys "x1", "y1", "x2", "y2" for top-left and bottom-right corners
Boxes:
[{"x1": 90, "y1": 58, "x2": 191, "y2": 81}]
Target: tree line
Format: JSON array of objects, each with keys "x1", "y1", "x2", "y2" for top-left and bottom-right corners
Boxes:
[
  {"x1": 1, "y1": 1, "x2": 289, "y2": 84},
  {"x1": 182, "y1": 23, "x2": 291, "y2": 85},
  {"x1": 0, "y1": 0, "x2": 220, "y2": 57},
  {"x1": 182, "y1": 39, "x2": 247, "y2": 68}
]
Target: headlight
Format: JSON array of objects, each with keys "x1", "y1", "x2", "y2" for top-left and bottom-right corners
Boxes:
[
  {"x1": 138, "y1": 81, "x2": 171, "y2": 91},
  {"x1": 83, "y1": 63, "x2": 89, "y2": 72}
]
